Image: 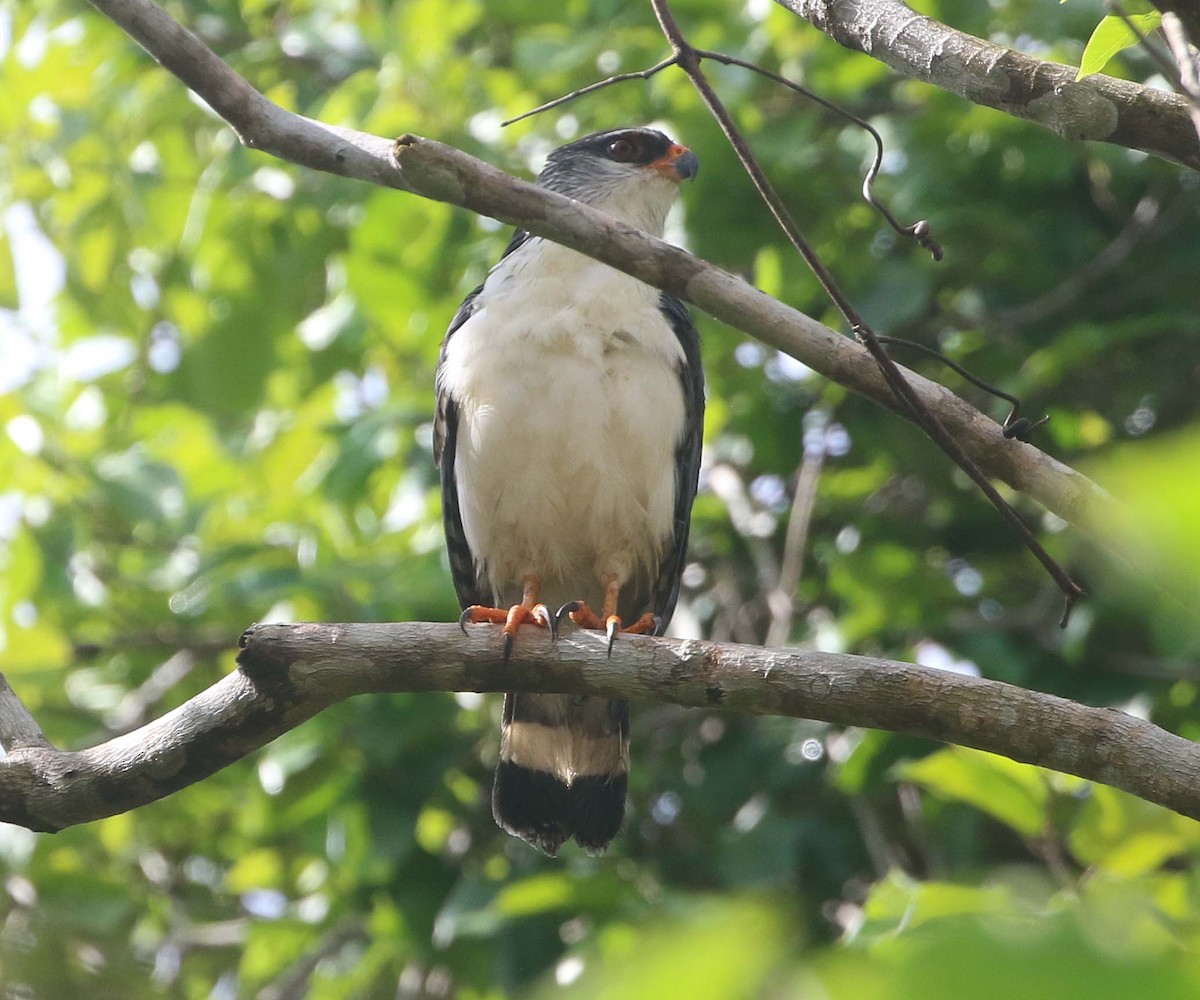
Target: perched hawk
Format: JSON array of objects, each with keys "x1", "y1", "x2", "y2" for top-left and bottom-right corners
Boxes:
[{"x1": 434, "y1": 127, "x2": 704, "y2": 855}]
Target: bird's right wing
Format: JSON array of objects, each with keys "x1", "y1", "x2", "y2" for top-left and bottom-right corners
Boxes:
[{"x1": 434, "y1": 230, "x2": 534, "y2": 609}]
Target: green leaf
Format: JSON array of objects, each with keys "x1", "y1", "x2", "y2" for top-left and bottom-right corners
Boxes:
[
  {"x1": 895, "y1": 747, "x2": 1048, "y2": 838},
  {"x1": 1070, "y1": 785, "x2": 1200, "y2": 876},
  {"x1": 0, "y1": 234, "x2": 18, "y2": 309},
  {"x1": 856, "y1": 871, "x2": 1016, "y2": 939},
  {"x1": 1076, "y1": 13, "x2": 1162, "y2": 80},
  {"x1": 534, "y1": 896, "x2": 789, "y2": 1000},
  {"x1": 226, "y1": 847, "x2": 285, "y2": 892},
  {"x1": 1094, "y1": 429, "x2": 1200, "y2": 591}
]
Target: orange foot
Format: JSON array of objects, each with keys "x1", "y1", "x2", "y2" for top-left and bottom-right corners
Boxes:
[
  {"x1": 459, "y1": 579, "x2": 554, "y2": 663},
  {"x1": 556, "y1": 600, "x2": 659, "y2": 657}
]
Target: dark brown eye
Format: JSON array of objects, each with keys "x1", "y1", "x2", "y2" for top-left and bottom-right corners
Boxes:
[{"x1": 607, "y1": 138, "x2": 639, "y2": 162}]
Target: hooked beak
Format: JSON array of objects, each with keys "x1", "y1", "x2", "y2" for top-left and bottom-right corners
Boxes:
[{"x1": 650, "y1": 143, "x2": 700, "y2": 181}]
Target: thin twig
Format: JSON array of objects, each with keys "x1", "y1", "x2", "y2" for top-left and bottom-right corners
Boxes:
[
  {"x1": 765, "y1": 431, "x2": 825, "y2": 647},
  {"x1": 501, "y1": 56, "x2": 680, "y2": 126},
  {"x1": 502, "y1": 46, "x2": 940, "y2": 256},
  {"x1": 691, "y1": 48, "x2": 942, "y2": 260},
  {"x1": 989, "y1": 192, "x2": 1170, "y2": 330},
  {"x1": 107, "y1": 651, "x2": 198, "y2": 735},
  {"x1": 876, "y1": 336, "x2": 1048, "y2": 441},
  {"x1": 649, "y1": 0, "x2": 1084, "y2": 625}
]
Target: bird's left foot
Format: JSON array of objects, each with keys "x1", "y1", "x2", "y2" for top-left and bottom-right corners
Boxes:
[{"x1": 556, "y1": 601, "x2": 659, "y2": 656}]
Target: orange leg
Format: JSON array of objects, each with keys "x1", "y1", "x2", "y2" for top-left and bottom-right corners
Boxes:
[{"x1": 459, "y1": 576, "x2": 553, "y2": 662}]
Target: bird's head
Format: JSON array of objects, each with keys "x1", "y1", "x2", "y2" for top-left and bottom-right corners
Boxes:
[{"x1": 537, "y1": 127, "x2": 699, "y2": 237}]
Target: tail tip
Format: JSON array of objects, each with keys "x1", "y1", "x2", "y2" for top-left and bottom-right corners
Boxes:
[{"x1": 493, "y1": 761, "x2": 627, "y2": 855}]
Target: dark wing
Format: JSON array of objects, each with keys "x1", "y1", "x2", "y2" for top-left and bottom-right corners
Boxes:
[
  {"x1": 649, "y1": 292, "x2": 704, "y2": 634},
  {"x1": 435, "y1": 230, "x2": 534, "y2": 609}
]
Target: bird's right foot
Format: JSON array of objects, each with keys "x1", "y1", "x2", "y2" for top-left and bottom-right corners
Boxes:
[{"x1": 459, "y1": 579, "x2": 554, "y2": 663}]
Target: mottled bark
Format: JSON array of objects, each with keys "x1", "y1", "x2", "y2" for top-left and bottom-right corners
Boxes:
[
  {"x1": 2, "y1": 624, "x2": 1199, "y2": 832},
  {"x1": 774, "y1": 0, "x2": 1200, "y2": 171}
]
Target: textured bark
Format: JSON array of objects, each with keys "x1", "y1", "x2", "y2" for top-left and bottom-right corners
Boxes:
[
  {"x1": 1, "y1": 624, "x2": 1199, "y2": 831},
  {"x1": 774, "y1": 0, "x2": 1200, "y2": 171}
]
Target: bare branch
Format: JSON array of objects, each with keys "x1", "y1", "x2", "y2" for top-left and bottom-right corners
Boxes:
[
  {"x1": 3, "y1": 624, "x2": 1200, "y2": 831},
  {"x1": 500, "y1": 56, "x2": 680, "y2": 126},
  {"x1": 765, "y1": 436, "x2": 824, "y2": 648},
  {"x1": 0, "y1": 674, "x2": 53, "y2": 752},
  {"x1": 773, "y1": 0, "x2": 1200, "y2": 171}
]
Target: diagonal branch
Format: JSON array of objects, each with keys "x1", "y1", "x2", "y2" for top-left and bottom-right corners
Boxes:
[
  {"x1": 1161, "y1": 12, "x2": 1200, "y2": 141},
  {"x1": 2, "y1": 623, "x2": 1200, "y2": 832},
  {"x1": 0, "y1": 674, "x2": 53, "y2": 752},
  {"x1": 774, "y1": 0, "x2": 1200, "y2": 171},
  {"x1": 84, "y1": 0, "x2": 1115, "y2": 543},
  {"x1": 651, "y1": 0, "x2": 1083, "y2": 622},
  {"x1": 397, "y1": 135, "x2": 1112, "y2": 537}
]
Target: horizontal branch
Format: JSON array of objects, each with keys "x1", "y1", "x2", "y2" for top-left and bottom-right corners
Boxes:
[
  {"x1": 774, "y1": 0, "x2": 1200, "y2": 171},
  {"x1": 2, "y1": 623, "x2": 1199, "y2": 831},
  {"x1": 88, "y1": 0, "x2": 1113, "y2": 539}
]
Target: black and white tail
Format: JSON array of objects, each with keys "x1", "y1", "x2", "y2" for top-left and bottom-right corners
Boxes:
[{"x1": 492, "y1": 692, "x2": 629, "y2": 855}]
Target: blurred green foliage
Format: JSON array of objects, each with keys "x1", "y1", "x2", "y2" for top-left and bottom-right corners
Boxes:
[{"x1": 2, "y1": 0, "x2": 1200, "y2": 995}]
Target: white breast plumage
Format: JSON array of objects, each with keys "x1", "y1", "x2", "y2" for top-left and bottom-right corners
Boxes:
[{"x1": 438, "y1": 238, "x2": 686, "y2": 606}]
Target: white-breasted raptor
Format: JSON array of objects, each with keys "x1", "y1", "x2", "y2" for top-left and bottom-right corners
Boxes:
[{"x1": 434, "y1": 127, "x2": 703, "y2": 854}]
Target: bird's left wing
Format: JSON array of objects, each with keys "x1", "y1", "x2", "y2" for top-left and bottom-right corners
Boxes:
[{"x1": 649, "y1": 292, "x2": 705, "y2": 633}]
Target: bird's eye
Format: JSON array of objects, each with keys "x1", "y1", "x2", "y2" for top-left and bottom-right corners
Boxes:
[{"x1": 607, "y1": 138, "x2": 639, "y2": 162}]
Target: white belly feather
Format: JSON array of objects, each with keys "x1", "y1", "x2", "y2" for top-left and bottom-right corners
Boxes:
[{"x1": 439, "y1": 240, "x2": 686, "y2": 605}]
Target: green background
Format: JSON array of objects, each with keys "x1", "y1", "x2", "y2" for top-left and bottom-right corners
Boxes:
[{"x1": 3, "y1": 0, "x2": 1200, "y2": 995}]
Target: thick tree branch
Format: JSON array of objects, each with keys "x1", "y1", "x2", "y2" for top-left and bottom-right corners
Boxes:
[
  {"x1": 85, "y1": 0, "x2": 1112, "y2": 542},
  {"x1": 2, "y1": 623, "x2": 1199, "y2": 832},
  {"x1": 774, "y1": 0, "x2": 1200, "y2": 171}
]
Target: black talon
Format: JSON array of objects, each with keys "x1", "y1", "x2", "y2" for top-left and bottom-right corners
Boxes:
[
  {"x1": 605, "y1": 618, "x2": 619, "y2": 658},
  {"x1": 502, "y1": 630, "x2": 514, "y2": 666},
  {"x1": 556, "y1": 600, "x2": 581, "y2": 624},
  {"x1": 458, "y1": 607, "x2": 474, "y2": 635},
  {"x1": 533, "y1": 604, "x2": 558, "y2": 640}
]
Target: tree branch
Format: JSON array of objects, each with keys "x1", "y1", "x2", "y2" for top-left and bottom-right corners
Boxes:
[
  {"x1": 0, "y1": 674, "x2": 53, "y2": 752},
  {"x1": 1153, "y1": 1, "x2": 1200, "y2": 52},
  {"x1": 84, "y1": 0, "x2": 1113, "y2": 544},
  {"x1": 652, "y1": 0, "x2": 1083, "y2": 621},
  {"x1": 1161, "y1": 12, "x2": 1200, "y2": 142},
  {"x1": 774, "y1": 0, "x2": 1200, "y2": 171},
  {"x1": 2, "y1": 623, "x2": 1199, "y2": 832}
]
